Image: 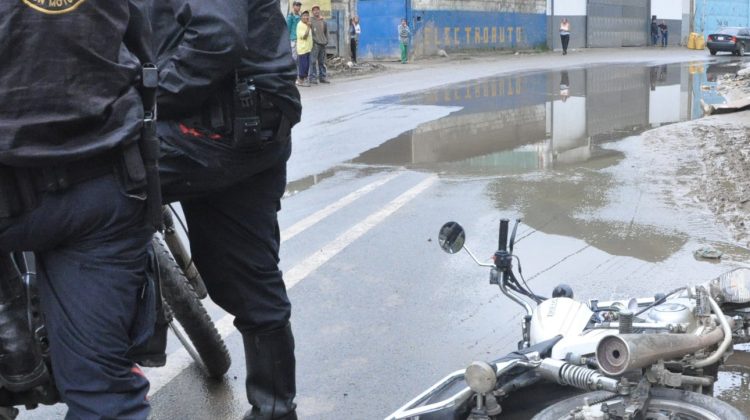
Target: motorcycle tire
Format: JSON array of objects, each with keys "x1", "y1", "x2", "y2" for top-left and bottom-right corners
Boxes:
[
  {"x1": 153, "y1": 236, "x2": 231, "y2": 378},
  {"x1": 531, "y1": 388, "x2": 747, "y2": 420}
]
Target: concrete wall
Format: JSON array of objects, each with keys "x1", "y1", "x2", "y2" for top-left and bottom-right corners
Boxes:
[
  {"x1": 651, "y1": 0, "x2": 683, "y2": 45},
  {"x1": 411, "y1": 11, "x2": 548, "y2": 55},
  {"x1": 411, "y1": 0, "x2": 547, "y2": 55},
  {"x1": 350, "y1": 0, "x2": 698, "y2": 59},
  {"x1": 548, "y1": 0, "x2": 587, "y2": 51},
  {"x1": 682, "y1": 0, "x2": 691, "y2": 42}
]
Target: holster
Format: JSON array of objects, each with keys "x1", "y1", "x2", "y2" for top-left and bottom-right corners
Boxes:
[
  {"x1": 231, "y1": 71, "x2": 262, "y2": 150},
  {"x1": 138, "y1": 64, "x2": 163, "y2": 230},
  {"x1": 181, "y1": 70, "x2": 287, "y2": 151}
]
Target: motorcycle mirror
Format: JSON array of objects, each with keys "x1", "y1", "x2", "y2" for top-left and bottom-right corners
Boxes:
[{"x1": 438, "y1": 222, "x2": 466, "y2": 254}]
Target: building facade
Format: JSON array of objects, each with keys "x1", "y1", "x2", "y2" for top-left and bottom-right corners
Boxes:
[{"x1": 311, "y1": 0, "x2": 748, "y2": 59}]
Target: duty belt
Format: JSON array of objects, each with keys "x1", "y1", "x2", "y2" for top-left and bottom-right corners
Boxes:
[
  {"x1": 27, "y1": 152, "x2": 118, "y2": 193},
  {"x1": 182, "y1": 91, "x2": 285, "y2": 149},
  {"x1": 0, "y1": 151, "x2": 121, "y2": 219}
]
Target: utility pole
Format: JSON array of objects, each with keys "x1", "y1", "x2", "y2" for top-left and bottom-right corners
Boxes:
[
  {"x1": 689, "y1": 0, "x2": 694, "y2": 33},
  {"x1": 551, "y1": 0, "x2": 555, "y2": 51}
]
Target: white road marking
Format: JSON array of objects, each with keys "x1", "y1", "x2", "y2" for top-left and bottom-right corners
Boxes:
[
  {"x1": 147, "y1": 175, "x2": 437, "y2": 396},
  {"x1": 281, "y1": 171, "x2": 401, "y2": 242},
  {"x1": 283, "y1": 176, "x2": 437, "y2": 289}
]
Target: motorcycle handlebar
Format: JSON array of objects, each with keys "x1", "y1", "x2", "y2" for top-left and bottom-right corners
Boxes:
[{"x1": 499, "y1": 219, "x2": 509, "y2": 252}]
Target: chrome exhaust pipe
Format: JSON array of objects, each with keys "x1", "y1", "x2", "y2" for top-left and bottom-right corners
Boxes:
[{"x1": 596, "y1": 328, "x2": 724, "y2": 376}]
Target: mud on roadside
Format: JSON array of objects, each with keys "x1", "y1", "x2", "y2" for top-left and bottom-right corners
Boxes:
[
  {"x1": 644, "y1": 75, "x2": 750, "y2": 247},
  {"x1": 691, "y1": 113, "x2": 750, "y2": 245}
]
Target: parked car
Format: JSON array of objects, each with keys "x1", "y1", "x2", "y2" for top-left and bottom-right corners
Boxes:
[{"x1": 707, "y1": 27, "x2": 750, "y2": 56}]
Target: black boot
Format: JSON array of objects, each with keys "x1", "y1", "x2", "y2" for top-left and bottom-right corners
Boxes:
[
  {"x1": 242, "y1": 323, "x2": 297, "y2": 420},
  {"x1": 0, "y1": 255, "x2": 47, "y2": 391}
]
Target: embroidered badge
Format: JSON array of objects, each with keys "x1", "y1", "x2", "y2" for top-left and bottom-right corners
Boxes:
[{"x1": 22, "y1": 0, "x2": 86, "y2": 14}]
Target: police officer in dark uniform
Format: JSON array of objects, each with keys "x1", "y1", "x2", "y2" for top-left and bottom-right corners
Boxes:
[
  {"x1": 146, "y1": 0, "x2": 300, "y2": 418},
  {"x1": 0, "y1": 1, "x2": 157, "y2": 418}
]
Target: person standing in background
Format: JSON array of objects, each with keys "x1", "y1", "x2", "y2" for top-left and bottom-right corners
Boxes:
[
  {"x1": 309, "y1": 5, "x2": 330, "y2": 84},
  {"x1": 287, "y1": 1, "x2": 303, "y2": 63},
  {"x1": 296, "y1": 10, "x2": 313, "y2": 87},
  {"x1": 650, "y1": 16, "x2": 659, "y2": 46},
  {"x1": 349, "y1": 16, "x2": 361, "y2": 63},
  {"x1": 658, "y1": 20, "x2": 668, "y2": 47},
  {"x1": 398, "y1": 18, "x2": 410, "y2": 64},
  {"x1": 559, "y1": 18, "x2": 571, "y2": 55}
]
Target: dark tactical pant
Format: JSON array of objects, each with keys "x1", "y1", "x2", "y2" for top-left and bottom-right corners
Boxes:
[
  {"x1": 0, "y1": 174, "x2": 154, "y2": 419},
  {"x1": 158, "y1": 120, "x2": 293, "y2": 334}
]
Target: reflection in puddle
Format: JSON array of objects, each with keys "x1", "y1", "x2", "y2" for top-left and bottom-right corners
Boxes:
[
  {"x1": 716, "y1": 344, "x2": 750, "y2": 413},
  {"x1": 351, "y1": 62, "x2": 726, "y2": 175}
]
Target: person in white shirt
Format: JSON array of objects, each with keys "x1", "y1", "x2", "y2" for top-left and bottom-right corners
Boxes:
[{"x1": 349, "y1": 16, "x2": 361, "y2": 63}]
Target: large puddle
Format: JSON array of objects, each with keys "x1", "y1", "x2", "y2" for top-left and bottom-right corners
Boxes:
[
  {"x1": 349, "y1": 60, "x2": 750, "y2": 413},
  {"x1": 716, "y1": 344, "x2": 750, "y2": 413},
  {"x1": 349, "y1": 61, "x2": 736, "y2": 174}
]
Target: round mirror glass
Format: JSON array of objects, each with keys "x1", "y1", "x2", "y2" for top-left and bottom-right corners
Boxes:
[{"x1": 438, "y1": 222, "x2": 466, "y2": 254}]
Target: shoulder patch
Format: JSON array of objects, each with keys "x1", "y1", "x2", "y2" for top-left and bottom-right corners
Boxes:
[{"x1": 22, "y1": 0, "x2": 87, "y2": 15}]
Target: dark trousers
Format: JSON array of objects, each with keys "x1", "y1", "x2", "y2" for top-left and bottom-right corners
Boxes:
[
  {"x1": 651, "y1": 32, "x2": 658, "y2": 45},
  {"x1": 0, "y1": 175, "x2": 154, "y2": 419},
  {"x1": 158, "y1": 121, "x2": 293, "y2": 334},
  {"x1": 560, "y1": 34, "x2": 570, "y2": 53},
  {"x1": 297, "y1": 53, "x2": 310, "y2": 79},
  {"x1": 350, "y1": 38, "x2": 357, "y2": 63},
  {"x1": 310, "y1": 43, "x2": 327, "y2": 81},
  {"x1": 661, "y1": 31, "x2": 668, "y2": 46}
]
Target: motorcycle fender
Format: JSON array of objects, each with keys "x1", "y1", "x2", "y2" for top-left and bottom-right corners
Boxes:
[{"x1": 530, "y1": 297, "x2": 593, "y2": 344}]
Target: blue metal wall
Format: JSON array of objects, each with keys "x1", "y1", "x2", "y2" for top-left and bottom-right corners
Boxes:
[
  {"x1": 358, "y1": 0, "x2": 408, "y2": 59},
  {"x1": 357, "y1": 0, "x2": 546, "y2": 59},
  {"x1": 694, "y1": 0, "x2": 750, "y2": 35},
  {"x1": 412, "y1": 11, "x2": 547, "y2": 52}
]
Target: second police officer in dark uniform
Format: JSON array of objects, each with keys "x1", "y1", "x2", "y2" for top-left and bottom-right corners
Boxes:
[
  {"x1": 146, "y1": 0, "x2": 301, "y2": 418},
  {"x1": 0, "y1": 0, "x2": 159, "y2": 418}
]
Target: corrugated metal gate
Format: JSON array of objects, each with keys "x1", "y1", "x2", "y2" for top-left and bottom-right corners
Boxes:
[
  {"x1": 587, "y1": 0, "x2": 648, "y2": 47},
  {"x1": 358, "y1": 0, "x2": 409, "y2": 59}
]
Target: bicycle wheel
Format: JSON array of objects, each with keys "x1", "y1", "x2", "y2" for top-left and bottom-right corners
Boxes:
[
  {"x1": 532, "y1": 388, "x2": 747, "y2": 420},
  {"x1": 152, "y1": 236, "x2": 231, "y2": 378}
]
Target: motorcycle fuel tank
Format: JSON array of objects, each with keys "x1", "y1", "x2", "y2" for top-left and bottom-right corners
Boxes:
[{"x1": 530, "y1": 297, "x2": 593, "y2": 344}]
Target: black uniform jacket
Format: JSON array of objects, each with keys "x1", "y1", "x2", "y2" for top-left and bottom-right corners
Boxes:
[
  {"x1": 0, "y1": 1, "x2": 153, "y2": 167},
  {"x1": 148, "y1": 0, "x2": 301, "y2": 125}
]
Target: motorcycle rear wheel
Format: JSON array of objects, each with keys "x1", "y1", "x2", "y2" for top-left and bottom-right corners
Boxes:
[
  {"x1": 531, "y1": 388, "x2": 746, "y2": 420},
  {"x1": 153, "y1": 236, "x2": 231, "y2": 378}
]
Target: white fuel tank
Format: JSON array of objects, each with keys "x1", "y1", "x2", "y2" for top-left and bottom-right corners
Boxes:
[{"x1": 530, "y1": 297, "x2": 593, "y2": 344}]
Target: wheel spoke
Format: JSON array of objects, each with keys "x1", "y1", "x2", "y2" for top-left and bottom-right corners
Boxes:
[{"x1": 169, "y1": 321, "x2": 205, "y2": 371}]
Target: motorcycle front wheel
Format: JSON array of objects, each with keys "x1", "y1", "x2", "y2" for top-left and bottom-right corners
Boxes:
[{"x1": 531, "y1": 388, "x2": 747, "y2": 420}]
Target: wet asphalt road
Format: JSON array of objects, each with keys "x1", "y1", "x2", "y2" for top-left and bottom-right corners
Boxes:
[{"x1": 21, "y1": 48, "x2": 750, "y2": 419}]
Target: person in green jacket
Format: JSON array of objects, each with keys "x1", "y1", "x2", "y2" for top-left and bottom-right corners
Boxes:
[
  {"x1": 286, "y1": 1, "x2": 302, "y2": 62},
  {"x1": 398, "y1": 18, "x2": 410, "y2": 64}
]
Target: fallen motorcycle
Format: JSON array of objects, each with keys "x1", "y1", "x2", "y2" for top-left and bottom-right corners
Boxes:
[{"x1": 386, "y1": 219, "x2": 750, "y2": 420}]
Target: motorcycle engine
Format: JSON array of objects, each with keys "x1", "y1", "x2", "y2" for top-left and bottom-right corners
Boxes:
[{"x1": 644, "y1": 297, "x2": 697, "y2": 332}]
